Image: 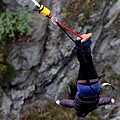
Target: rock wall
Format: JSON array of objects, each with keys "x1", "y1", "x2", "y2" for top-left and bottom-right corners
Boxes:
[{"x1": 0, "y1": 0, "x2": 120, "y2": 120}]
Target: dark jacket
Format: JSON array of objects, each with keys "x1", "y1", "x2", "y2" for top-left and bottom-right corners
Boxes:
[{"x1": 60, "y1": 93, "x2": 111, "y2": 117}]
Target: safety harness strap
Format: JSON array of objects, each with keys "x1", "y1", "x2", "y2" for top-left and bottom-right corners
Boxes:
[
  {"x1": 98, "y1": 73, "x2": 106, "y2": 79},
  {"x1": 56, "y1": 21, "x2": 82, "y2": 49}
]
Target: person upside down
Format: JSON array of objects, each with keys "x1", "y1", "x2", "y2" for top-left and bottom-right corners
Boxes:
[{"x1": 56, "y1": 33, "x2": 115, "y2": 117}]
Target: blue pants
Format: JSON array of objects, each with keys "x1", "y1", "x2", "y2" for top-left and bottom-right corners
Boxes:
[{"x1": 77, "y1": 82, "x2": 100, "y2": 96}]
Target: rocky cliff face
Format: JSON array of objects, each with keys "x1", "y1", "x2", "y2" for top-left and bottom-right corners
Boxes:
[{"x1": 0, "y1": 0, "x2": 120, "y2": 120}]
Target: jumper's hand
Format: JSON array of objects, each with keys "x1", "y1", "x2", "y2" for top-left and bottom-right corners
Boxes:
[
  {"x1": 110, "y1": 98, "x2": 115, "y2": 104},
  {"x1": 56, "y1": 100, "x2": 60, "y2": 105},
  {"x1": 77, "y1": 37, "x2": 81, "y2": 41}
]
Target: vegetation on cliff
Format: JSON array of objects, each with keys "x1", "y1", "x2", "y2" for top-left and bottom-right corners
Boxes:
[{"x1": 0, "y1": 7, "x2": 32, "y2": 87}]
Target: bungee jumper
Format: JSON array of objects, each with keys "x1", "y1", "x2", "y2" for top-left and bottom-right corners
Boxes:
[
  {"x1": 31, "y1": 0, "x2": 115, "y2": 117},
  {"x1": 56, "y1": 34, "x2": 115, "y2": 117}
]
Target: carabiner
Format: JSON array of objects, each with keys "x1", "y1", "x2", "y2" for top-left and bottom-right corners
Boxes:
[{"x1": 51, "y1": 17, "x2": 57, "y2": 25}]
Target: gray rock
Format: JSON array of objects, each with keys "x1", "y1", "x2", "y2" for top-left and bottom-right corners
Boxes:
[{"x1": 1, "y1": 94, "x2": 12, "y2": 120}]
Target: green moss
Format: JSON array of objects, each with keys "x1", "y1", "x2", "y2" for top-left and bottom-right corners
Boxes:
[
  {"x1": 0, "y1": 87, "x2": 3, "y2": 99},
  {"x1": 86, "y1": 112, "x2": 101, "y2": 120},
  {"x1": 20, "y1": 102, "x2": 101, "y2": 120},
  {"x1": 62, "y1": 0, "x2": 102, "y2": 25},
  {"x1": 109, "y1": 74, "x2": 120, "y2": 80},
  {"x1": 108, "y1": 73, "x2": 120, "y2": 86},
  {"x1": 61, "y1": 8, "x2": 70, "y2": 18},
  {"x1": 101, "y1": 65, "x2": 112, "y2": 73},
  {"x1": 20, "y1": 103, "x2": 78, "y2": 120},
  {"x1": 0, "y1": 7, "x2": 33, "y2": 42},
  {"x1": 66, "y1": 74, "x2": 77, "y2": 99},
  {"x1": 0, "y1": 62, "x2": 15, "y2": 87},
  {"x1": 0, "y1": 7, "x2": 32, "y2": 88},
  {"x1": 0, "y1": 44, "x2": 15, "y2": 88},
  {"x1": 111, "y1": 13, "x2": 120, "y2": 37}
]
